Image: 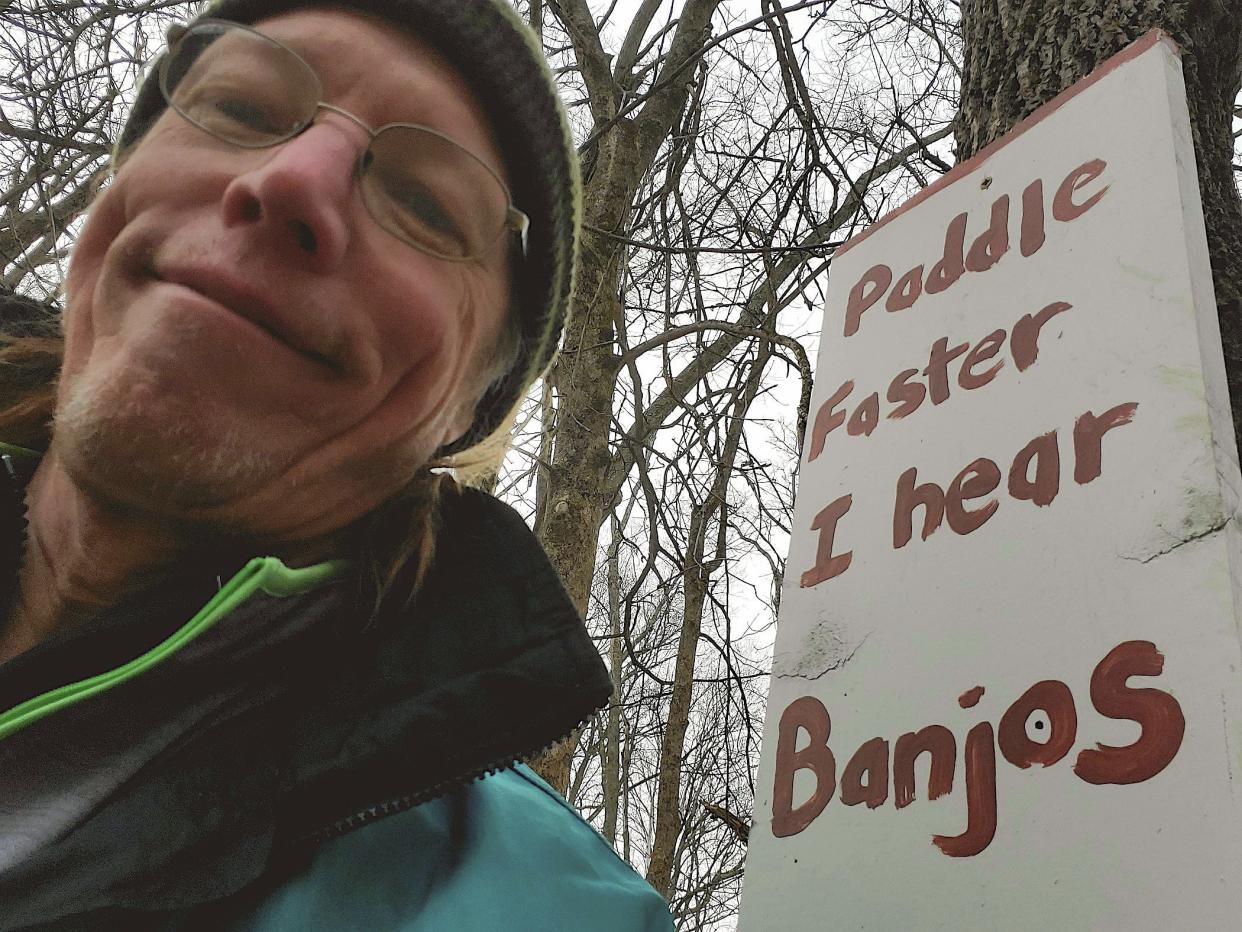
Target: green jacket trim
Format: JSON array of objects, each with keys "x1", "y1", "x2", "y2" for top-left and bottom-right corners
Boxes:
[
  {"x1": 0, "y1": 555, "x2": 350, "y2": 741},
  {"x1": 0, "y1": 442, "x2": 40, "y2": 469}
]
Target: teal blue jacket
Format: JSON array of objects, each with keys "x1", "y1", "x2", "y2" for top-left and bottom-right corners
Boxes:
[
  {"x1": 0, "y1": 445, "x2": 673, "y2": 930},
  {"x1": 218, "y1": 765, "x2": 672, "y2": 931}
]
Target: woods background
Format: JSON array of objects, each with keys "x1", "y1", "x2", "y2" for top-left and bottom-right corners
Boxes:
[{"x1": 3, "y1": 0, "x2": 1239, "y2": 927}]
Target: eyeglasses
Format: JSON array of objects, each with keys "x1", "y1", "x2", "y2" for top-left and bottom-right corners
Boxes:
[{"x1": 158, "y1": 19, "x2": 529, "y2": 262}]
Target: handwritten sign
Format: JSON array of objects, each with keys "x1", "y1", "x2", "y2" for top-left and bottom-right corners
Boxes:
[{"x1": 741, "y1": 31, "x2": 1242, "y2": 930}]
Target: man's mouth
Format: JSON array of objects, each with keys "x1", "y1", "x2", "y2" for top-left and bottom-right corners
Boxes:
[{"x1": 156, "y1": 265, "x2": 337, "y2": 370}]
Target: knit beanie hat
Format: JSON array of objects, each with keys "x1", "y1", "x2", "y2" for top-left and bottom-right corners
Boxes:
[{"x1": 117, "y1": 0, "x2": 580, "y2": 455}]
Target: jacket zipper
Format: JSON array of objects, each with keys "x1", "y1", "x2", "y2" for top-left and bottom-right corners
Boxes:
[
  {"x1": 0, "y1": 453, "x2": 30, "y2": 628},
  {"x1": 295, "y1": 704, "x2": 602, "y2": 846}
]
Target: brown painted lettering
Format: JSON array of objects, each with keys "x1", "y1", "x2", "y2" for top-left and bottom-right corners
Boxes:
[
  {"x1": 1053, "y1": 158, "x2": 1109, "y2": 222},
  {"x1": 845, "y1": 264, "x2": 892, "y2": 338},
  {"x1": 893, "y1": 725, "x2": 956, "y2": 809},
  {"x1": 886, "y1": 368, "x2": 926, "y2": 420},
  {"x1": 1011, "y1": 301, "x2": 1072, "y2": 372},
  {"x1": 945, "y1": 457, "x2": 1001, "y2": 535},
  {"x1": 998, "y1": 680, "x2": 1077, "y2": 769},
  {"x1": 1020, "y1": 178, "x2": 1045, "y2": 257},
  {"x1": 958, "y1": 329, "x2": 1006, "y2": 390},
  {"x1": 801, "y1": 494, "x2": 854, "y2": 588},
  {"x1": 924, "y1": 336, "x2": 970, "y2": 405},
  {"x1": 841, "y1": 737, "x2": 890, "y2": 809},
  {"x1": 847, "y1": 392, "x2": 879, "y2": 437},
  {"x1": 893, "y1": 467, "x2": 945, "y2": 549},
  {"x1": 1073, "y1": 402, "x2": 1138, "y2": 484},
  {"x1": 1008, "y1": 430, "x2": 1059, "y2": 507},
  {"x1": 925, "y1": 213, "x2": 967, "y2": 295},
  {"x1": 771, "y1": 696, "x2": 837, "y2": 837},
  {"x1": 807, "y1": 380, "x2": 853, "y2": 462},
  {"x1": 965, "y1": 194, "x2": 1010, "y2": 273},
  {"x1": 933, "y1": 721, "x2": 997, "y2": 857},
  {"x1": 958, "y1": 686, "x2": 985, "y2": 709},
  {"x1": 886, "y1": 265, "x2": 924, "y2": 312},
  {"x1": 1074, "y1": 641, "x2": 1185, "y2": 785}
]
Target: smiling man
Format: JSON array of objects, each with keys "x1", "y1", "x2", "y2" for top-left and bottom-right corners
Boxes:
[{"x1": 0, "y1": 3, "x2": 673, "y2": 929}]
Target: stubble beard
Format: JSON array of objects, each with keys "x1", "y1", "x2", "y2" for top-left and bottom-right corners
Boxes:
[{"x1": 53, "y1": 360, "x2": 280, "y2": 515}]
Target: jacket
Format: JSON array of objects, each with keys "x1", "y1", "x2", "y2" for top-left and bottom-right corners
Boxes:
[{"x1": 0, "y1": 443, "x2": 673, "y2": 930}]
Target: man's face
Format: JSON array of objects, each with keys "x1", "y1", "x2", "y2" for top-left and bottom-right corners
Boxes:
[{"x1": 59, "y1": 8, "x2": 511, "y2": 546}]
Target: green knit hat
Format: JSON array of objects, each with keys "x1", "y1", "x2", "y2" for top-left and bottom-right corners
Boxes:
[{"x1": 117, "y1": 0, "x2": 580, "y2": 455}]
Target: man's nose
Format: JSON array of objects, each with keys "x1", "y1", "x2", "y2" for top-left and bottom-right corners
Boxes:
[{"x1": 220, "y1": 122, "x2": 362, "y2": 271}]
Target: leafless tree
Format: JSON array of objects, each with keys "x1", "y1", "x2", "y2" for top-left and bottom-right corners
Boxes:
[
  {"x1": 504, "y1": 1, "x2": 959, "y2": 922},
  {"x1": 2, "y1": 0, "x2": 192, "y2": 298}
]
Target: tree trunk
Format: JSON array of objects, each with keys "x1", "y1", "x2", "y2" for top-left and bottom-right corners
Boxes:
[
  {"x1": 602, "y1": 516, "x2": 624, "y2": 845},
  {"x1": 530, "y1": 0, "x2": 725, "y2": 794},
  {"x1": 525, "y1": 179, "x2": 633, "y2": 792},
  {"x1": 956, "y1": 0, "x2": 1242, "y2": 433},
  {"x1": 646, "y1": 345, "x2": 770, "y2": 899},
  {"x1": 529, "y1": 0, "x2": 542, "y2": 42},
  {"x1": 645, "y1": 546, "x2": 710, "y2": 899}
]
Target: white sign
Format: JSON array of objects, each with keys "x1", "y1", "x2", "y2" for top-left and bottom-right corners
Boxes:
[{"x1": 741, "y1": 31, "x2": 1242, "y2": 931}]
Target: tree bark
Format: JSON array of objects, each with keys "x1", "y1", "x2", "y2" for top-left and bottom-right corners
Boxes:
[
  {"x1": 956, "y1": 0, "x2": 1242, "y2": 433},
  {"x1": 529, "y1": 0, "x2": 542, "y2": 42}
]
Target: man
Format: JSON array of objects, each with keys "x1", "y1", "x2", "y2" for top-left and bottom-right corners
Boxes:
[{"x1": 0, "y1": 2, "x2": 674, "y2": 928}]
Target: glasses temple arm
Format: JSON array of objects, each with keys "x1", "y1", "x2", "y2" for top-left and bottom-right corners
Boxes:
[{"x1": 508, "y1": 208, "x2": 530, "y2": 257}]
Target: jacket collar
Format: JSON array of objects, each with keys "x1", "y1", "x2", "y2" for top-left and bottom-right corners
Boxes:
[
  {"x1": 0, "y1": 461, "x2": 610, "y2": 920},
  {"x1": 275, "y1": 483, "x2": 612, "y2": 843}
]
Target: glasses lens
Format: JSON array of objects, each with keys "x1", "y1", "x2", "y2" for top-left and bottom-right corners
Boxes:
[
  {"x1": 161, "y1": 22, "x2": 319, "y2": 147},
  {"x1": 361, "y1": 126, "x2": 512, "y2": 261}
]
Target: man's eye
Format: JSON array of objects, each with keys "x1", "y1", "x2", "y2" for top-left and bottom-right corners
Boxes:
[
  {"x1": 384, "y1": 178, "x2": 469, "y2": 251},
  {"x1": 399, "y1": 188, "x2": 456, "y2": 233},
  {"x1": 211, "y1": 97, "x2": 284, "y2": 135}
]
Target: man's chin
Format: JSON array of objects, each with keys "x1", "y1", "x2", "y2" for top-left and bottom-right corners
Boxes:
[{"x1": 53, "y1": 370, "x2": 281, "y2": 514}]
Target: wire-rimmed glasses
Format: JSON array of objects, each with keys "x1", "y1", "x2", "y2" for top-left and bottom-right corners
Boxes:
[{"x1": 158, "y1": 19, "x2": 529, "y2": 262}]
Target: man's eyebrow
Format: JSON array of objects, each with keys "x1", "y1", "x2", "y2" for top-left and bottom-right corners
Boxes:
[{"x1": 268, "y1": 31, "x2": 346, "y2": 71}]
